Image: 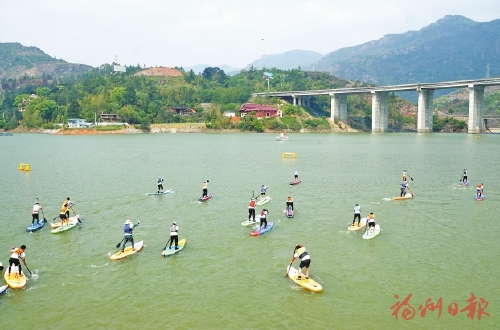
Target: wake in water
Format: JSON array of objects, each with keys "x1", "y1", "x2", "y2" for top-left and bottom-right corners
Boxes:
[
  {"x1": 382, "y1": 198, "x2": 392, "y2": 201},
  {"x1": 90, "y1": 263, "x2": 109, "y2": 268}
]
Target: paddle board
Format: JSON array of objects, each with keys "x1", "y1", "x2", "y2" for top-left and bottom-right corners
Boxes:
[
  {"x1": 146, "y1": 189, "x2": 174, "y2": 196},
  {"x1": 26, "y1": 218, "x2": 46, "y2": 232},
  {"x1": 110, "y1": 240, "x2": 144, "y2": 260},
  {"x1": 363, "y1": 224, "x2": 381, "y2": 240},
  {"x1": 392, "y1": 193, "x2": 414, "y2": 200},
  {"x1": 256, "y1": 196, "x2": 271, "y2": 206},
  {"x1": 348, "y1": 217, "x2": 367, "y2": 231},
  {"x1": 51, "y1": 215, "x2": 80, "y2": 229},
  {"x1": 475, "y1": 194, "x2": 485, "y2": 201},
  {"x1": 286, "y1": 265, "x2": 322, "y2": 293},
  {"x1": 250, "y1": 222, "x2": 274, "y2": 236},
  {"x1": 3, "y1": 266, "x2": 26, "y2": 289},
  {"x1": 289, "y1": 180, "x2": 301, "y2": 186},
  {"x1": 198, "y1": 194, "x2": 213, "y2": 203},
  {"x1": 51, "y1": 217, "x2": 79, "y2": 234},
  {"x1": 0, "y1": 285, "x2": 7, "y2": 295},
  {"x1": 161, "y1": 238, "x2": 186, "y2": 257},
  {"x1": 461, "y1": 180, "x2": 469, "y2": 186},
  {"x1": 241, "y1": 219, "x2": 259, "y2": 226}
]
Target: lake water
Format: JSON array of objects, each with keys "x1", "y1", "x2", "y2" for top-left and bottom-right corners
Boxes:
[{"x1": 0, "y1": 132, "x2": 499, "y2": 329}]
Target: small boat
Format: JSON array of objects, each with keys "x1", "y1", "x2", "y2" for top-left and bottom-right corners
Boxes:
[
  {"x1": 198, "y1": 194, "x2": 213, "y2": 203},
  {"x1": 276, "y1": 133, "x2": 289, "y2": 141}
]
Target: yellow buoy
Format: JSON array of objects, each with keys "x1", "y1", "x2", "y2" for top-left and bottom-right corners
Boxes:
[
  {"x1": 282, "y1": 152, "x2": 296, "y2": 159},
  {"x1": 18, "y1": 163, "x2": 31, "y2": 171}
]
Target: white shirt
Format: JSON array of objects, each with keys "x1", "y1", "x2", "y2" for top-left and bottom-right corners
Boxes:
[
  {"x1": 353, "y1": 205, "x2": 361, "y2": 214},
  {"x1": 170, "y1": 225, "x2": 179, "y2": 236},
  {"x1": 294, "y1": 171, "x2": 298, "y2": 176},
  {"x1": 11, "y1": 251, "x2": 25, "y2": 259},
  {"x1": 32, "y1": 204, "x2": 42, "y2": 214}
]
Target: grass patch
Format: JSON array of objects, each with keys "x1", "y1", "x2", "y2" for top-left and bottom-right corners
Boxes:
[{"x1": 95, "y1": 125, "x2": 125, "y2": 131}]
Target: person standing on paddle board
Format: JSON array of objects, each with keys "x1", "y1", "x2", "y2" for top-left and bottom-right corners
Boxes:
[
  {"x1": 122, "y1": 220, "x2": 140, "y2": 252},
  {"x1": 59, "y1": 203, "x2": 70, "y2": 227},
  {"x1": 294, "y1": 170, "x2": 299, "y2": 181},
  {"x1": 352, "y1": 203, "x2": 361, "y2": 226},
  {"x1": 8, "y1": 245, "x2": 27, "y2": 276},
  {"x1": 462, "y1": 169, "x2": 468, "y2": 183},
  {"x1": 157, "y1": 178, "x2": 164, "y2": 193},
  {"x1": 366, "y1": 213, "x2": 376, "y2": 231},
  {"x1": 400, "y1": 180, "x2": 408, "y2": 197},
  {"x1": 248, "y1": 198, "x2": 256, "y2": 222},
  {"x1": 260, "y1": 185, "x2": 267, "y2": 197},
  {"x1": 169, "y1": 221, "x2": 179, "y2": 250},
  {"x1": 64, "y1": 197, "x2": 75, "y2": 210},
  {"x1": 259, "y1": 209, "x2": 269, "y2": 229},
  {"x1": 32, "y1": 201, "x2": 43, "y2": 225},
  {"x1": 291, "y1": 244, "x2": 310, "y2": 280},
  {"x1": 202, "y1": 180, "x2": 209, "y2": 197},
  {"x1": 286, "y1": 196, "x2": 294, "y2": 211},
  {"x1": 476, "y1": 183, "x2": 484, "y2": 198}
]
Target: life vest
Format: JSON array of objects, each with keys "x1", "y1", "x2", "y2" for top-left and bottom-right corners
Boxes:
[
  {"x1": 202, "y1": 182, "x2": 207, "y2": 189},
  {"x1": 13, "y1": 248, "x2": 24, "y2": 258},
  {"x1": 296, "y1": 247, "x2": 310, "y2": 261},
  {"x1": 60, "y1": 205, "x2": 68, "y2": 214},
  {"x1": 124, "y1": 223, "x2": 133, "y2": 234},
  {"x1": 249, "y1": 200, "x2": 256, "y2": 208},
  {"x1": 368, "y1": 213, "x2": 375, "y2": 220},
  {"x1": 32, "y1": 204, "x2": 41, "y2": 214},
  {"x1": 170, "y1": 224, "x2": 178, "y2": 235},
  {"x1": 287, "y1": 197, "x2": 293, "y2": 202},
  {"x1": 260, "y1": 210, "x2": 267, "y2": 218},
  {"x1": 261, "y1": 186, "x2": 266, "y2": 193}
]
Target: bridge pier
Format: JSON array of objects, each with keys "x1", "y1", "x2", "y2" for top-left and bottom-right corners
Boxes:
[
  {"x1": 330, "y1": 93, "x2": 347, "y2": 123},
  {"x1": 371, "y1": 91, "x2": 388, "y2": 132},
  {"x1": 468, "y1": 85, "x2": 484, "y2": 134},
  {"x1": 292, "y1": 96, "x2": 310, "y2": 107},
  {"x1": 417, "y1": 88, "x2": 434, "y2": 133}
]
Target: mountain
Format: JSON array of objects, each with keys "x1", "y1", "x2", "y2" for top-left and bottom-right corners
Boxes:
[
  {"x1": 310, "y1": 15, "x2": 500, "y2": 86},
  {"x1": 183, "y1": 64, "x2": 242, "y2": 76},
  {"x1": 0, "y1": 42, "x2": 93, "y2": 80},
  {"x1": 251, "y1": 49, "x2": 324, "y2": 70}
]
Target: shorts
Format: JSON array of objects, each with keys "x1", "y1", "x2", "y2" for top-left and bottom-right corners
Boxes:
[
  {"x1": 299, "y1": 259, "x2": 311, "y2": 269},
  {"x1": 59, "y1": 214, "x2": 67, "y2": 220},
  {"x1": 368, "y1": 221, "x2": 375, "y2": 227}
]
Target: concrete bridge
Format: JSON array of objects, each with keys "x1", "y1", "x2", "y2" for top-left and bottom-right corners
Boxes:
[{"x1": 253, "y1": 77, "x2": 500, "y2": 133}]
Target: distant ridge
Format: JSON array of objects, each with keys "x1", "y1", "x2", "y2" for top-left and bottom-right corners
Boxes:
[
  {"x1": 0, "y1": 42, "x2": 93, "y2": 79},
  {"x1": 310, "y1": 15, "x2": 500, "y2": 86},
  {"x1": 251, "y1": 49, "x2": 323, "y2": 70}
]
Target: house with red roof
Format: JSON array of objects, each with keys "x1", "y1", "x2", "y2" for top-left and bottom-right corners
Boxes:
[{"x1": 239, "y1": 103, "x2": 282, "y2": 118}]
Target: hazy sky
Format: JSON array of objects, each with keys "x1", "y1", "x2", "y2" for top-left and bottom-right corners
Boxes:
[{"x1": 0, "y1": 1, "x2": 498, "y2": 69}]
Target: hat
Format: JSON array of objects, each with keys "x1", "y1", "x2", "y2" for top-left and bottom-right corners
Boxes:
[
  {"x1": 173, "y1": 221, "x2": 177, "y2": 225},
  {"x1": 125, "y1": 219, "x2": 132, "y2": 224}
]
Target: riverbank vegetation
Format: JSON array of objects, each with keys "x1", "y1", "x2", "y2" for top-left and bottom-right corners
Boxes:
[{"x1": 0, "y1": 63, "x2": 481, "y2": 133}]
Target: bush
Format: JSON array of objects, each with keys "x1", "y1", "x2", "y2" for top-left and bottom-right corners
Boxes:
[{"x1": 281, "y1": 117, "x2": 302, "y2": 131}]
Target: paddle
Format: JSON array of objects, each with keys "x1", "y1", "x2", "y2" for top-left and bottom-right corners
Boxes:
[
  {"x1": 285, "y1": 247, "x2": 297, "y2": 277},
  {"x1": 68, "y1": 208, "x2": 82, "y2": 223},
  {"x1": 36, "y1": 198, "x2": 46, "y2": 223},
  {"x1": 407, "y1": 173, "x2": 414, "y2": 181},
  {"x1": 162, "y1": 238, "x2": 171, "y2": 252},
  {"x1": 115, "y1": 238, "x2": 125, "y2": 249},
  {"x1": 24, "y1": 265, "x2": 32, "y2": 276}
]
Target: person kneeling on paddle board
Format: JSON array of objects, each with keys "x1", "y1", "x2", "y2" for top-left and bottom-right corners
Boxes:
[
  {"x1": 259, "y1": 209, "x2": 269, "y2": 229},
  {"x1": 169, "y1": 222, "x2": 179, "y2": 250},
  {"x1": 157, "y1": 178, "x2": 164, "y2": 193},
  {"x1": 248, "y1": 198, "x2": 256, "y2": 222},
  {"x1": 32, "y1": 201, "x2": 43, "y2": 225},
  {"x1": 260, "y1": 185, "x2": 267, "y2": 197},
  {"x1": 291, "y1": 244, "x2": 310, "y2": 280},
  {"x1": 286, "y1": 197, "x2": 294, "y2": 211},
  {"x1": 352, "y1": 203, "x2": 361, "y2": 226},
  {"x1": 366, "y1": 213, "x2": 376, "y2": 232},
  {"x1": 122, "y1": 220, "x2": 140, "y2": 252},
  {"x1": 462, "y1": 169, "x2": 468, "y2": 183},
  {"x1": 8, "y1": 245, "x2": 27, "y2": 276}
]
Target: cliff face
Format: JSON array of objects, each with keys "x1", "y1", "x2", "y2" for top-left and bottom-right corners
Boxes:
[{"x1": 0, "y1": 42, "x2": 93, "y2": 79}]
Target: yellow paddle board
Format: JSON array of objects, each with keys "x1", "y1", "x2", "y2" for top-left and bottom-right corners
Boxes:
[
  {"x1": 348, "y1": 217, "x2": 367, "y2": 231},
  {"x1": 3, "y1": 266, "x2": 27, "y2": 289},
  {"x1": 110, "y1": 240, "x2": 144, "y2": 260},
  {"x1": 286, "y1": 265, "x2": 322, "y2": 293}
]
